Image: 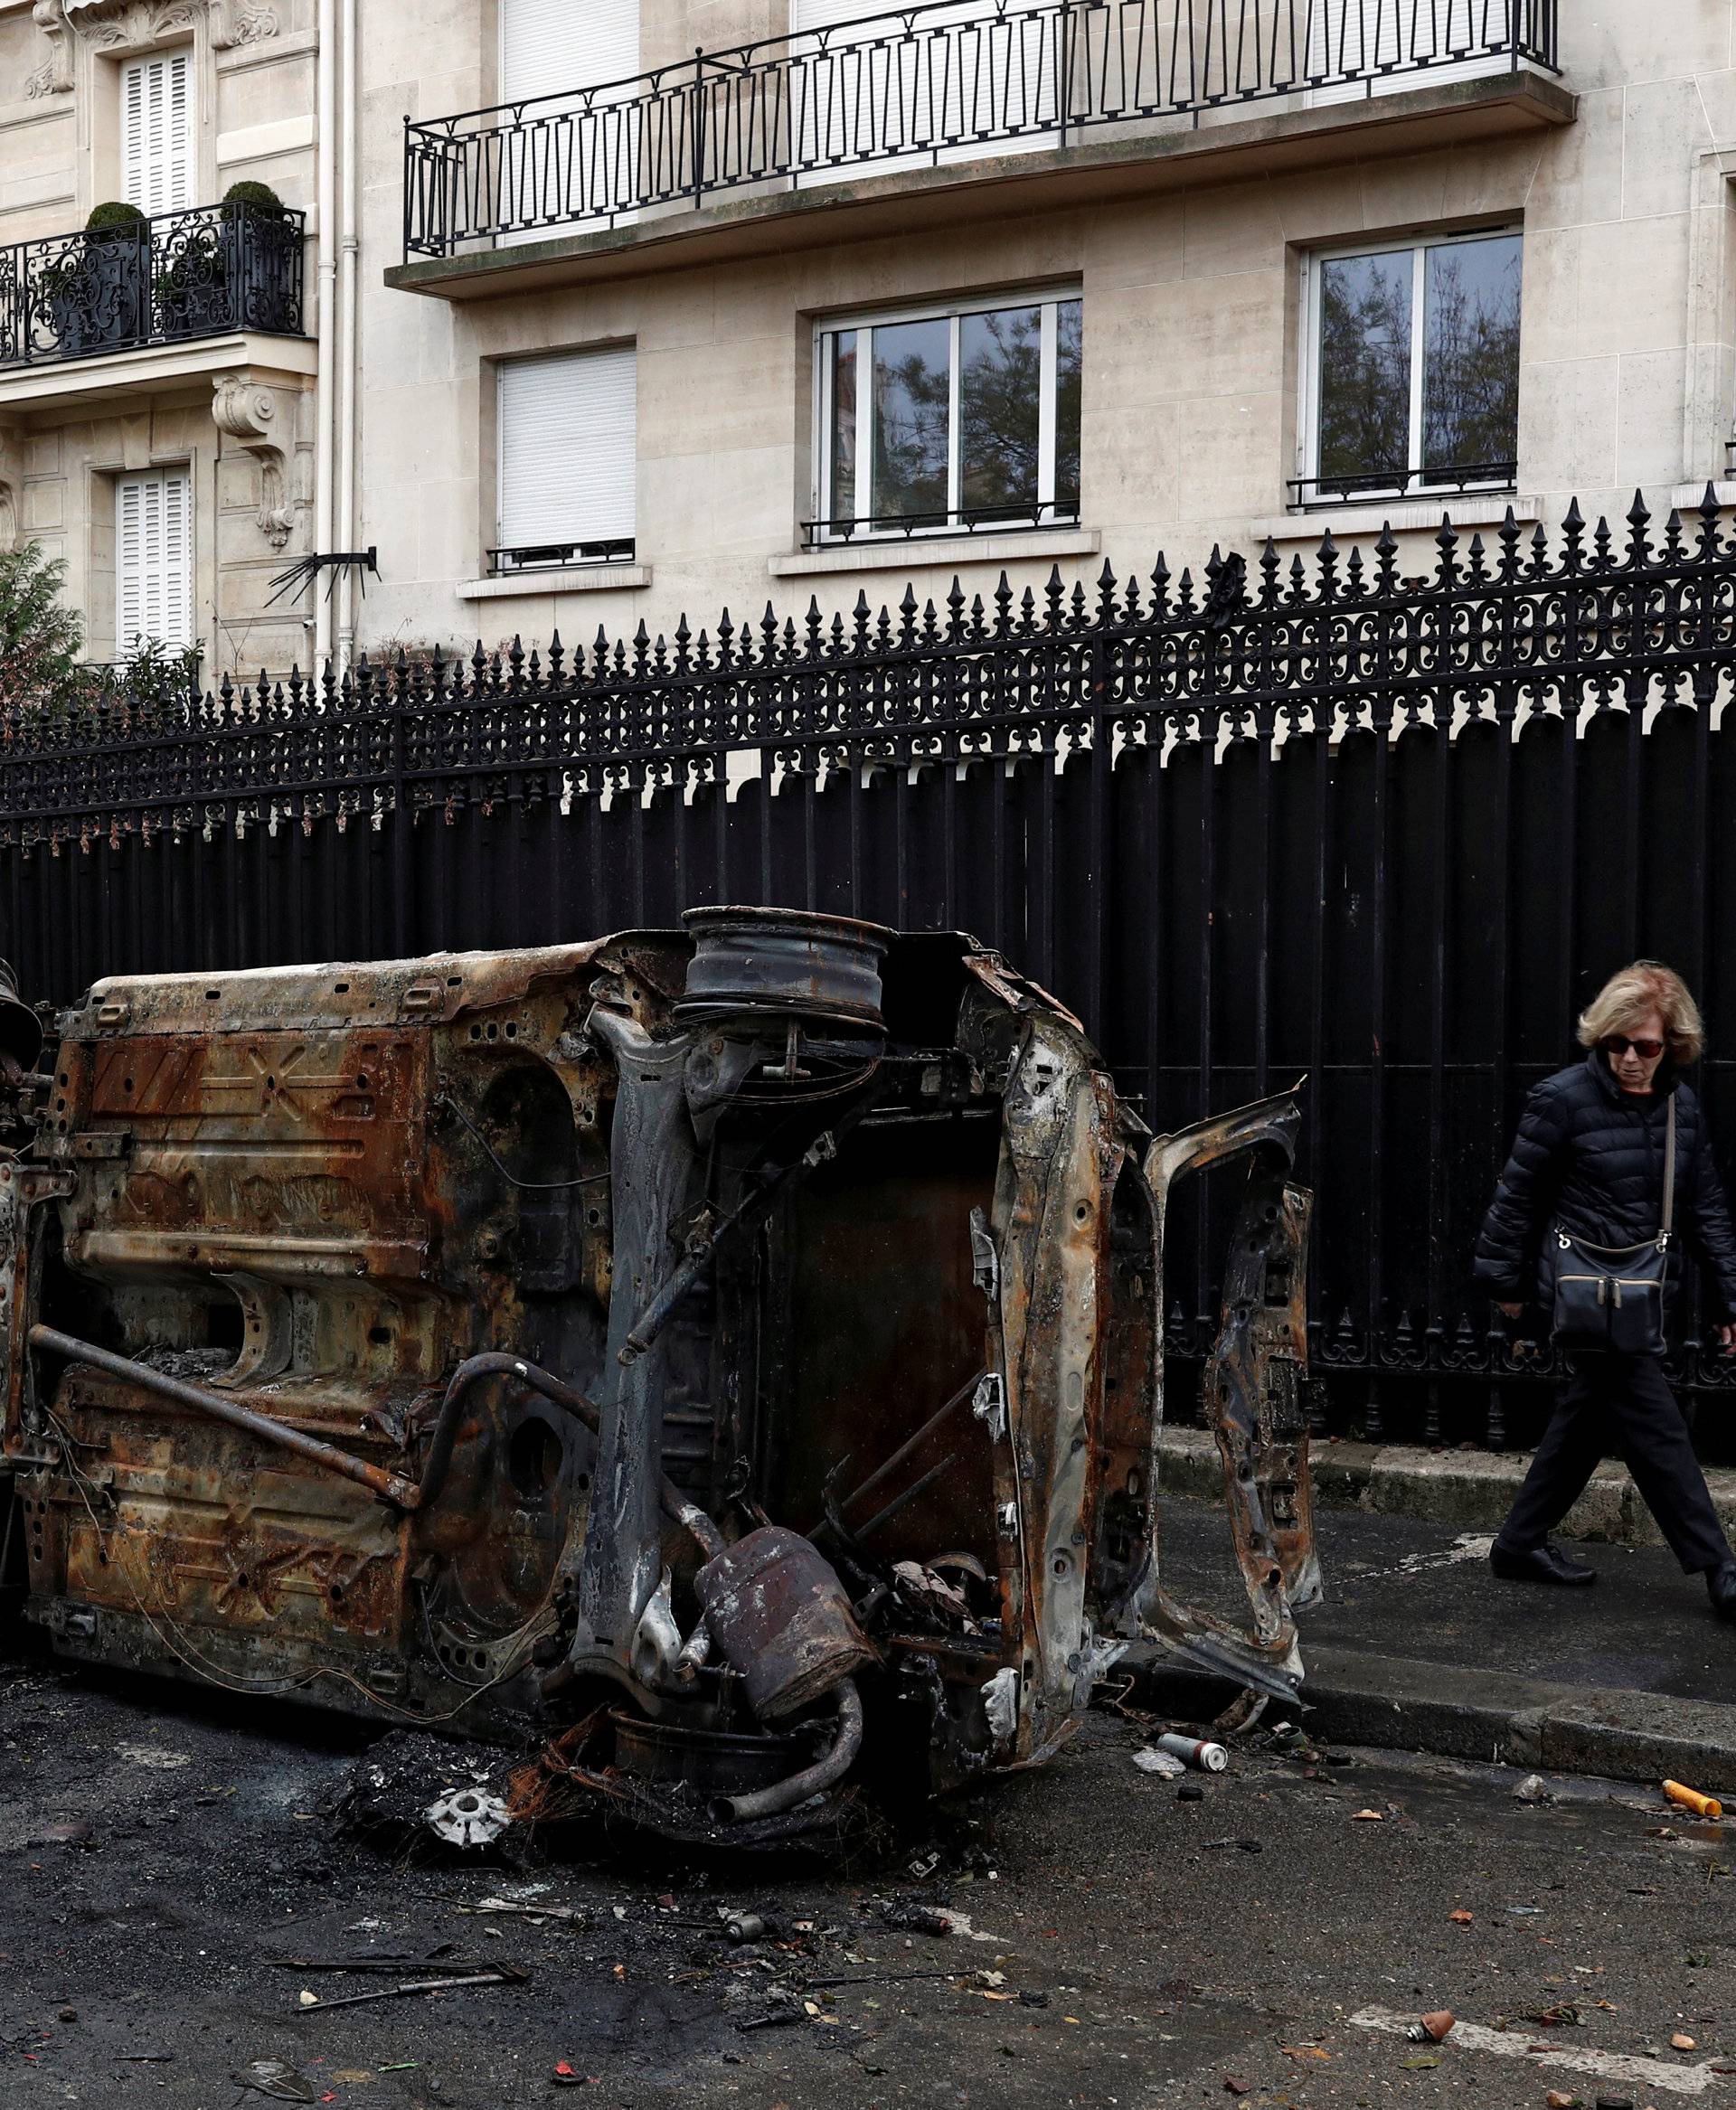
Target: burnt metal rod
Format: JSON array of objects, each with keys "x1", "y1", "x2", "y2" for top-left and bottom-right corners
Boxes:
[
  {"x1": 852, "y1": 1454, "x2": 957, "y2": 1544},
  {"x1": 834, "y1": 1368, "x2": 984, "y2": 1523},
  {"x1": 29, "y1": 1324, "x2": 421, "y2": 1511},
  {"x1": 618, "y1": 1082, "x2": 888, "y2": 1371}
]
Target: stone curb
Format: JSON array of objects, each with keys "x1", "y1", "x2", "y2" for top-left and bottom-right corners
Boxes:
[
  {"x1": 1157, "y1": 1425, "x2": 1736, "y2": 1548},
  {"x1": 1145, "y1": 1646, "x2": 1736, "y2": 1793}
]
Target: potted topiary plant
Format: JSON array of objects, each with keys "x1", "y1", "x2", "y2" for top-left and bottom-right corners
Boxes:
[
  {"x1": 221, "y1": 181, "x2": 297, "y2": 332},
  {"x1": 155, "y1": 181, "x2": 296, "y2": 335},
  {"x1": 38, "y1": 202, "x2": 147, "y2": 357}
]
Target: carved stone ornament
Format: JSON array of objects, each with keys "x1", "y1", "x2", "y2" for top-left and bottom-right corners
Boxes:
[
  {"x1": 27, "y1": 0, "x2": 278, "y2": 89},
  {"x1": 212, "y1": 374, "x2": 295, "y2": 550}
]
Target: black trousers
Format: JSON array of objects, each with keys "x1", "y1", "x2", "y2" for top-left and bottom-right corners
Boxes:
[{"x1": 1496, "y1": 1351, "x2": 1732, "y2": 1575}]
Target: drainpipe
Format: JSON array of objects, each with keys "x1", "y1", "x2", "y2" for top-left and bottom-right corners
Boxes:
[
  {"x1": 335, "y1": 0, "x2": 359, "y2": 670},
  {"x1": 313, "y1": 0, "x2": 336, "y2": 670}
]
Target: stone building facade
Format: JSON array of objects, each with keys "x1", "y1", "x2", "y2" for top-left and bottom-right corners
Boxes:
[
  {"x1": 8, "y1": 2, "x2": 1736, "y2": 671},
  {"x1": 0, "y1": 0, "x2": 318, "y2": 674}
]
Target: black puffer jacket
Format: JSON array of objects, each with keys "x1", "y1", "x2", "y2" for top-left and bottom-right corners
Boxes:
[{"x1": 1474, "y1": 1050, "x2": 1736, "y2": 1321}]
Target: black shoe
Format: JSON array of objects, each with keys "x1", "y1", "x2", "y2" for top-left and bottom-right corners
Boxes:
[
  {"x1": 1707, "y1": 1565, "x2": 1736, "y2": 1622},
  {"x1": 1489, "y1": 1540, "x2": 1597, "y2": 1587}
]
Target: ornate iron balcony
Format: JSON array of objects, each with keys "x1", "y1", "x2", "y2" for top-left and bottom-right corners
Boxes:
[
  {"x1": 0, "y1": 200, "x2": 306, "y2": 371},
  {"x1": 403, "y1": 0, "x2": 1560, "y2": 258}
]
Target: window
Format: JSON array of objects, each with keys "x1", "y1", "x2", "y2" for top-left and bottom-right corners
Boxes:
[
  {"x1": 814, "y1": 292, "x2": 1081, "y2": 544},
  {"x1": 121, "y1": 52, "x2": 193, "y2": 218},
  {"x1": 1297, "y1": 230, "x2": 1521, "y2": 506},
  {"x1": 495, "y1": 344, "x2": 637, "y2": 572},
  {"x1": 117, "y1": 468, "x2": 193, "y2": 652}
]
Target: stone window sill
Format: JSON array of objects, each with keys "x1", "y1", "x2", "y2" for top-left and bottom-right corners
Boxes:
[
  {"x1": 1250, "y1": 495, "x2": 1541, "y2": 544},
  {"x1": 457, "y1": 564, "x2": 652, "y2": 600},
  {"x1": 769, "y1": 527, "x2": 1099, "y2": 579}
]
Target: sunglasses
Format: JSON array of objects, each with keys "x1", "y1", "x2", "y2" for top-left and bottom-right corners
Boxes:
[{"x1": 1602, "y1": 1034, "x2": 1665, "y2": 1060}]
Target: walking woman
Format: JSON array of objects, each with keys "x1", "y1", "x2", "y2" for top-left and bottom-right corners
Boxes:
[{"x1": 1474, "y1": 962, "x2": 1736, "y2": 1615}]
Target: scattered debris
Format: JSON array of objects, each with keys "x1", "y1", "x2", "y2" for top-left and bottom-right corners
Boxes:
[
  {"x1": 1514, "y1": 1775, "x2": 1553, "y2": 1804},
  {"x1": 879, "y1": 1901, "x2": 954, "y2": 1938},
  {"x1": 1222, "y1": 2078, "x2": 1251, "y2": 2096},
  {"x1": 1153, "y1": 1733, "x2": 1229, "y2": 1774},
  {"x1": 1543, "y1": 2092, "x2": 1580, "y2": 2109},
  {"x1": 1671, "y1": 2035, "x2": 1696, "y2": 2051},
  {"x1": 1133, "y1": 1747, "x2": 1187, "y2": 1778},
  {"x1": 1351, "y1": 1809, "x2": 1385, "y2": 1822},
  {"x1": 235, "y1": 2061, "x2": 316, "y2": 2104},
  {"x1": 1663, "y1": 1781, "x2": 1722, "y2": 1821},
  {"x1": 293, "y1": 1965, "x2": 529, "y2": 2012},
  {"x1": 1448, "y1": 1909, "x2": 1475, "y2": 1926},
  {"x1": 1522, "y1": 2002, "x2": 1580, "y2": 2029},
  {"x1": 1177, "y1": 1784, "x2": 1205, "y2": 1804},
  {"x1": 1407, "y1": 2011, "x2": 1456, "y2": 2042},
  {"x1": 425, "y1": 1787, "x2": 513, "y2": 1850}
]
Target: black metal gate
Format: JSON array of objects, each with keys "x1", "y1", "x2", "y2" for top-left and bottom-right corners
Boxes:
[{"x1": 6, "y1": 497, "x2": 1734, "y2": 1452}]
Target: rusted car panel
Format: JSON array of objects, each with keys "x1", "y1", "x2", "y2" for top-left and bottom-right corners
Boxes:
[{"x1": 0, "y1": 912, "x2": 1318, "y2": 1827}]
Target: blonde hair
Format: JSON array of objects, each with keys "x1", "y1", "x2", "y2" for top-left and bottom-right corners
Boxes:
[{"x1": 1577, "y1": 961, "x2": 1703, "y2": 1066}]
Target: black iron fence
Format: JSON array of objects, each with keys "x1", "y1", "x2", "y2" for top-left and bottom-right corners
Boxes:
[
  {"x1": 0, "y1": 200, "x2": 305, "y2": 368},
  {"x1": 403, "y1": 0, "x2": 1560, "y2": 256},
  {"x1": 5, "y1": 492, "x2": 1734, "y2": 1456}
]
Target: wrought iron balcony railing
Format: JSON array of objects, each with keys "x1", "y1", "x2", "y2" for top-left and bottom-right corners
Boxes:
[
  {"x1": 1288, "y1": 458, "x2": 1519, "y2": 507},
  {"x1": 0, "y1": 200, "x2": 305, "y2": 371},
  {"x1": 403, "y1": 0, "x2": 1560, "y2": 258}
]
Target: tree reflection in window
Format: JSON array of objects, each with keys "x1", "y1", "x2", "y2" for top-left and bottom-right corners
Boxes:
[
  {"x1": 1312, "y1": 230, "x2": 1520, "y2": 498},
  {"x1": 819, "y1": 291, "x2": 1081, "y2": 537},
  {"x1": 1422, "y1": 233, "x2": 1520, "y2": 476},
  {"x1": 1317, "y1": 249, "x2": 1412, "y2": 495}
]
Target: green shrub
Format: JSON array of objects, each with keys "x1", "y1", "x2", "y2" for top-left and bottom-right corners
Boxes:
[
  {"x1": 85, "y1": 201, "x2": 146, "y2": 233},
  {"x1": 222, "y1": 180, "x2": 285, "y2": 213}
]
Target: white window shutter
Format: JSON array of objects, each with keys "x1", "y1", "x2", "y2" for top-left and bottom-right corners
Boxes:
[
  {"x1": 121, "y1": 52, "x2": 193, "y2": 217},
  {"x1": 501, "y1": 0, "x2": 638, "y2": 99},
  {"x1": 117, "y1": 470, "x2": 192, "y2": 653},
  {"x1": 498, "y1": 345, "x2": 637, "y2": 552}
]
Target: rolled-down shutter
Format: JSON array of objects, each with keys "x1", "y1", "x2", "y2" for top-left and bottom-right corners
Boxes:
[
  {"x1": 501, "y1": 0, "x2": 638, "y2": 101},
  {"x1": 498, "y1": 0, "x2": 641, "y2": 233},
  {"x1": 497, "y1": 344, "x2": 637, "y2": 554},
  {"x1": 121, "y1": 51, "x2": 193, "y2": 217},
  {"x1": 117, "y1": 469, "x2": 193, "y2": 653}
]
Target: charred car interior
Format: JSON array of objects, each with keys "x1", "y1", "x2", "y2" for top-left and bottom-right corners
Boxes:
[{"x1": 0, "y1": 910, "x2": 1318, "y2": 1843}]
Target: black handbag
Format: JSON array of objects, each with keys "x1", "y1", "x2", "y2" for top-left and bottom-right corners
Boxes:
[{"x1": 1550, "y1": 1094, "x2": 1675, "y2": 1356}]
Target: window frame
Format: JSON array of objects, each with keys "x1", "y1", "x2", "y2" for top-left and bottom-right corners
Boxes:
[
  {"x1": 115, "y1": 464, "x2": 193, "y2": 655},
  {"x1": 811, "y1": 285, "x2": 1082, "y2": 548},
  {"x1": 492, "y1": 340, "x2": 638, "y2": 576},
  {"x1": 1296, "y1": 224, "x2": 1523, "y2": 512}
]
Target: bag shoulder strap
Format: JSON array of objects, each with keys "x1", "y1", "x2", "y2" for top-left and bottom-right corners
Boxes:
[{"x1": 1662, "y1": 1092, "x2": 1676, "y2": 1239}]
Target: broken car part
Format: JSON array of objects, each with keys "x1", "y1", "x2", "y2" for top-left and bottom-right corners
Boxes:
[{"x1": 0, "y1": 909, "x2": 1318, "y2": 1832}]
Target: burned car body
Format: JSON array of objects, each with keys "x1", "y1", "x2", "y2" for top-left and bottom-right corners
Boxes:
[{"x1": 0, "y1": 910, "x2": 1316, "y2": 1832}]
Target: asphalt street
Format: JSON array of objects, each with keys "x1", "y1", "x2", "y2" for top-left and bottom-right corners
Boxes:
[{"x1": 1, "y1": 1496, "x2": 1732, "y2": 2109}]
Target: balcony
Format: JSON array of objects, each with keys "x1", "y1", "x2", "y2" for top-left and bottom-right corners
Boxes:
[
  {"x1": 393, "y1": 0, "x2": 1568, "y2": 297},
  {"x1": 0, "y1": 200, "x2": 305, "y2": 377}
]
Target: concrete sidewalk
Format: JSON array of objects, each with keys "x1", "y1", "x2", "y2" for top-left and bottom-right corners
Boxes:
[
  {"x1": 1149, "y1": 1491, "x2": 1736, "y2": 1794},
  {"x1": 1158, "y1": 1422, "x2": 1736, "y2": 1547}
]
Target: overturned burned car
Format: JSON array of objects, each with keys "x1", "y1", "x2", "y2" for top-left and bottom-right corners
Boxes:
[{"x1": 0, "y1": 910, "x2": 1317, "y2": 1840}]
